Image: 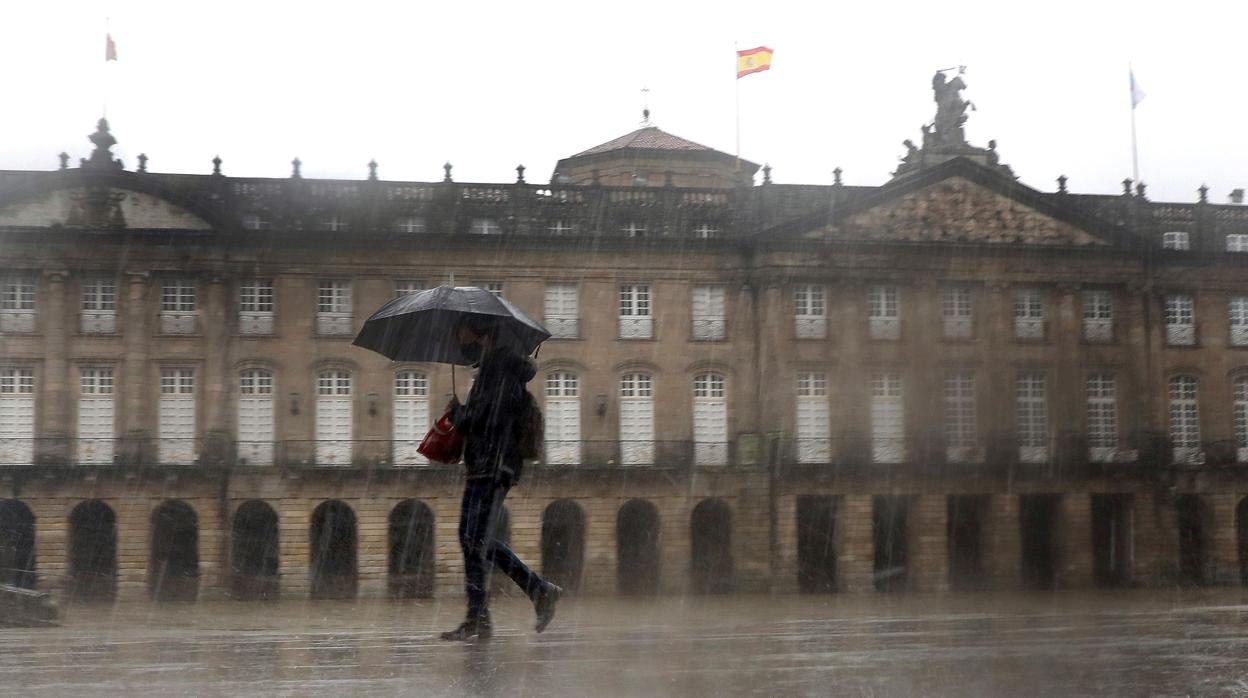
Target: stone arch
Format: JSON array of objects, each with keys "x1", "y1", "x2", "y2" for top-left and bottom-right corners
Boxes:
[
  {"x1": 0, "y1": 499, "x2": 36, "y2": 589},
  {"x1": 1175, "y1": 494, "x2": 1211, "y2": 586},
  {"x1": 67, "y1": 500, "x2": 117, "y2": 602},
  {"x1": 690, "y1": 498, "x2": 734, "y2": 594},
  {"x1": 541, "y1": 500, "x2": 586, "y2": 593},
  {"x1": 230, "y1": 500, "x2": 280, "y2": 600},
  {"x1": 149, "y1": 499, "x2": 200, "y2": 601},
  {"x1": 617, "y1": 499, "x2": 660, "y2": 595},
  {"x1": 388, "y1": 499, "x2": 435, "y2": 600},
  {"x1": 310, "y1": 500, "x2": 358, "y2": 600}
]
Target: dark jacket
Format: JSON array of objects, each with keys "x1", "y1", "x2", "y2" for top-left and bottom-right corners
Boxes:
[{"x1": 448, "y1": 345, "x2": 537, "y2": 483}]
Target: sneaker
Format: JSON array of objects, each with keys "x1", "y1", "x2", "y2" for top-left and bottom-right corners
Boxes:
[
  {"x1": 534, "y1": 583, "x2": 562, "y2": 633},
  {"x1": 439, "y1": 620, "x2": 493, "y2": 642}
]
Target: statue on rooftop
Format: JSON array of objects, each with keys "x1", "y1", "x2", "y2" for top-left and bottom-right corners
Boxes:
[{"x1": 930, "y1": 69, "x2": 974, "y2": 147}]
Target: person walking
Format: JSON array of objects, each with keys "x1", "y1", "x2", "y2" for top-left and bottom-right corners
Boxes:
[{"x1": 439, "y1": 316, "x2": 560, "y2": 642}]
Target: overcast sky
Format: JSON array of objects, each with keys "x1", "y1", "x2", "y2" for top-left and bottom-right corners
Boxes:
[{"x1": 1, "y1": 0, "x2": 1244, "y2": 202}]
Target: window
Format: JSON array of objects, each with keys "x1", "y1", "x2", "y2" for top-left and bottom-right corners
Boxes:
[
  {"x1": 942, "y1": 287, "x2": 973, "y2": 339},
  {"x1": 1082, "y1": 290, "x2": 1114, "y2": 343},
  {"x1": 80, "y1": 276, "x2": 117, "y2": 333},
  {"x1": 1234, "y1": 377, "x2": 1248, "y2": 463},
  {"x1": 394, "y1": 216, "x2": 426, "y2": 234},
  {"x1": 870, "y1": 373, "x2": 904, "y2": 463},
  {"x1": 544, "y1": 371, "x2": 581, "y2": 465},
  {"x1": 77, "y1": 367, "x2": 114, "y2": 464},
  {"x1": 394, "y1": 280, "x2": 424, "y2": 298},
  {"x1": 1164, "y1": 294, "x2": 1195, "y2": 346},
  {"x1": 622, "y1": 221, "x2": 647, "y2": 238},
  {"x1": 238, "y1": 279, "x2": 274, "y2": 335},
  {"x1": 1227, "y1": 234, "x2": 1248, "y2": 252},
  {"x1": 691, "y1": 285, "x2": 726, "y2": 340},
  {"x1": 478, "y1": 281, "x2": 504, "y2": 297},
  {"x1": 943, "y1": 372, "x2": 976, "y2": 462},
  {"x1": 470, "y1": 218, "x2": 500, "y2": 235},
  {"x1": 0, "y1": 367, "x2": 35, "y2": 465},
  {"x1": 868, "y1": 285, "x2": 900, "y2": 340},
  {"x1": 544, "y1": 283, "x2": 578, "y2": 339},
  {"x1": 317, "y1": 280, "x2": 353, "y2": 335},
  {"x1": 238, "y1": 369, "x2": 275, "y2": 465},
  {"x1": 1168, "y1": 376, "x2": 1201, "y2": 463},
  {"x1": 619, "y1": 373, "x2": 655, "y2": 465},
  {"x1": 0, "y1": 275, "x2": 36, "y2": 333},
  {"x1": 693, "y1": 372, "x2": 728, "y2": 465},
  {"x1": 1016, "y1": 372, "x2": 1048, "y2": 463},
  {"x1": 795, "y1": 371, "x2": 830, "y2": 464},
  {"x1": 320, "y1": 215, "x2": 348, "y2": 232},
  {"x1": 241, "y1": 213, "x2": 272, "y2": 231},
  {"x1": 1087, "y1": 373, "x2": 1118, "y2": 462},
  {"x1": 159, "y1": 279, "x2": 197, "y2": 334},
  {"x1": 546, "y1": 220, "x2": 574, "y2": 236},
  {"x1": 1013, "y1": 289, "x2": 1044, "y2": 340},
  {"x1": 393, "y1": 371, "x2": 430, "y2": 466},
  {"x1": 1162, "y1": 231, "x2": 1190, "y2": 250},
  {"x1": 794, "y1": 284, "x2": 826, "y2": 339},
  {"x1": 1230, "y1": 296, "x2": 1248, "y2": 347},
  {"x1": 693, "y1": 223, "x2": 719, "y2": 239},
  {"x1": 316, "y1": 370, "x2": 353, "y2": 466},
  {"x1": 619, "y1": 284, "x2": 653, "y2": 339},
  {"x1": 158, "y1": 368, "x2": 196, "y2": 464}
]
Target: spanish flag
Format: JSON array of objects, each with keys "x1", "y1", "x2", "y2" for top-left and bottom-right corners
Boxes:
[
  {"x1": 106, "y1": 33, "x2": 117, "y2": 61},
  {"x1": 736, "y1": 46, "x2": 773, "y2": 79}
]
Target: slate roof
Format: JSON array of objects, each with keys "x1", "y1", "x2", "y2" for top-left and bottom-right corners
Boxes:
[{"x1": 572, "y1": 127, "x2": 717, "y2": 157}]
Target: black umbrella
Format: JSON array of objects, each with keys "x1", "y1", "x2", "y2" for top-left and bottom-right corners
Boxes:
[{"x1": 352, "y1": 285, "x2": 550, "y2": 365}]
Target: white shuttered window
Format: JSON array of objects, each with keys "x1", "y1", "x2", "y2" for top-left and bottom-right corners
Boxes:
[
  {"x1": 943, "y1": 372, "x2": 976, "y2": 462},
  {"x1": 793, "y1": 284, "x2": 826, "y2": 339},
  {"x1": 868, "y1": 285, "x2": 900, "y2": 340},
  {"x1": 393, "y1": 371, "x2": 429, "y2": 466},
  {"x1": 0, "y1": 275, "x2": 36, "y2": 333},
  {"x1": 80, "y1": 276, "x2": 117, "y2": 333},
  {"x1": 870, "y1": 373, "x2": 904, "y2": 463},
  {"x1": 1229, "y1": 296, "x2": 1248, "y2": 347},
  {"x1": 77, "y1": 368, "x2": 114, "y2": 464},
  {"x1": 942, "y1": 287, "x2": 973, "y2": 339},
  {"x1": 0, "y1": 368, "x2": 35, "y2": 464},
  {"x1": 159, "y1": 368, "x2": 196, "y2": 464},
  {"x1": 691, "y1": 285, "x2": 726, "y2": 340},
  {"x1": 544, "y1": 372, "x2": 581, "y2": 464},
  {"x1": 317, "y1": 281, "x2": 353, "y2": 335},
  {"x1": 1087, "y1": 373, "x2": 1118, "y2": 462},
  {"x1": 1234, "y1": 377, "x2": 1248, "y2": 463},
  {"x1": 1082, "y1": 290, "x2": 1114, "y2": 343},
  {"x1": 1013, "y1": 289, "x2": 1044, "y2": 340},
  {"x1": 1164, "y1": 294, "x2": 1195, "y2": 346},
  {"x1": 238, "y1": 369, "x2": 274, "y2": 465},
  {"x1": 1016, "y1": 372, "x2": 1048, "y2": 463},
  {"x1": 1168, "y1": 376, "x2": 1201, "y2": 464},
  {"x1": 160, "y1": 279, "x2": 197, "y2": 334},
  {"x1": 618, "y1": 284, "x2": 653, "y2": 339},
  {"x1": 544, "y1": 283, "x2": 579, "y2": 339},
  {"x1": 239, "y1": 279, "x2": 274, "y2": 335},
  {"x1": 795, "y1": 372, "x2": 830, "y2": 464},
  {"x1": 693, "y1": 373, "x2": 728, "y2": 465},
  {"x1": 619, "y1": 373, "x2": 655, "y2": 465},
  {"x1": 316, "y1": 371, "x2": 353, "y2": 465}
]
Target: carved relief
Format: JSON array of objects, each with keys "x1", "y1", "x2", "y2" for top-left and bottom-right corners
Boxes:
[{"x1": 838, "y1": 177, "x2": 1104, "y2": 246}]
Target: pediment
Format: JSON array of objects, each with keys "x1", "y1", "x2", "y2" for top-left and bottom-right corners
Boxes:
[
  {"x1": 830, "y1": 175, "x2": 1107, "y2": 246},
  {"x1": 0, "y1": 186, "x2": 213, "y2": 231}
]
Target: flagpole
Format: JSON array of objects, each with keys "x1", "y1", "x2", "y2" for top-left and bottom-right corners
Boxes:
[
  {"x1": 734, "y1": 42, "x2": 741, "y2": 172},
  {"x1": 1129, "y1": 63, "x2": 1139, "y2": 184}
]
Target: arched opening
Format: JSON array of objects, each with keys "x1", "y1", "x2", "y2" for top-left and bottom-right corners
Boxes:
[
  {"x1": 690, "y1": 498, "x2": 734, "y2": 594},
  {"x1": 0, "y1": 499, "x2": 36, "y2": 589},
  {"x1": 1175, "y1": 494, "x2": 1209, "y2": 586},
  {"x1": 873, "y1": 496, "x2": 910, "y2": 591},
  {"x1": 1019, "y1": 494, "x2": 1059, "y2": 590},
  {"x1": 1237, "y1": 497, "x2": 1248, "y2": 587},
  {"x1": 947, "y1": 495, "x2": 988, "y2": 591},
  {"x1": 310, "y1": 500, "x2": 357, "y2": 599},
  {"x1": 388, "y1": 499, "x2": 435, "y2": 600},
  {"x1": 796, "y1": 495, "x2": 837, "y2": 593},
  {"x1": 149, "y1": 500, "x2": 200, "y2": 601},
  {"x1": 616, "y1": 499, "x2": 660, "y2": 595},
  {"x1": 230, "y1": 500, "x2": 280, "y2": 600},
  {"x1": 1092, "y1": 494, "x2": 1133, "y2": 588},
  {"x1": 541, "y1": 500, "x2": 586, "y2": 593},
  {"x1": 67, "y1": 500, "x2": 117, "y2": 602}
]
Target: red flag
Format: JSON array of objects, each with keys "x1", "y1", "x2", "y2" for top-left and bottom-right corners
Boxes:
[{"x1": 105, "y1": 34, "x2": 117, "y2": 61}]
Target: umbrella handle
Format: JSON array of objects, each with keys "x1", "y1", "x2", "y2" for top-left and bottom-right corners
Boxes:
[{"x1": 451, "y1": 364, "x2": 457, "y2": 400}]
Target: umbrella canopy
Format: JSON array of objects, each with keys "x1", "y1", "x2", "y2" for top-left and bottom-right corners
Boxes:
[{"x1": 352, "y1": 285, "x2": 550, "y2": 365}]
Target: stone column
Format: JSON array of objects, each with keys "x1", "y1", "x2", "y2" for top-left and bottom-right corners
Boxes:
[
  {"x1": 1056, "y1": 492, "x2": 1093, "y2": 588},
  {"x1": 1054, "y1": 284, "x2": 1082, "y2": 433},
  {"x1": 121, "y1": 272, "x2": 151, "y2": 458},
  {"x1": 39, "y1": 270, "x2": 71, "y2": 461},
  {"x1": 985, "y1": 494, "x2": 1022, "y2": 590},
  {"x1": 834, "y1": 280, "x2": 867, "y2": 450},
  {"x1": 1132, "y1": 490, "x2": 1176, "y2": 585},
  {"x1": 201, "y1": 276, "x2": 230, "y2": 465},
  {"x1": 910, "y1": 494, "x2": 949, "y2": 591},
  {"x1": 837, "y1": 494, "x2": 874, "y2": 592},
  {"x1": 278, "y1": 494, "x2": 311, "y2": 599},
  {"x1": 1208, "y1": 493, "x2": 1240, "y2": 585}
]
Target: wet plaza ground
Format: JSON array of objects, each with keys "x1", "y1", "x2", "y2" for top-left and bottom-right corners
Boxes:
[{"x1": 3, "y1": 591, "x2": 1248, "y2": 697}]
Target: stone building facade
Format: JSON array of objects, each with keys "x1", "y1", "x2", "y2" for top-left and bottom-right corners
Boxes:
[{"x1": 1, "y1": 113, "x2": 1248, "y2": 603}]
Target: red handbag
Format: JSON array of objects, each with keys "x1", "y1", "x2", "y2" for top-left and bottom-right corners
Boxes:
[{"x1": 418, "y1": 414, "x2": 465, "y2": 464}]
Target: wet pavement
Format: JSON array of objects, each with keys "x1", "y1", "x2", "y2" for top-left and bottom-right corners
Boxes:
[{"x1": 3, "y1": 591, "x2": 1248, "y2": 696}]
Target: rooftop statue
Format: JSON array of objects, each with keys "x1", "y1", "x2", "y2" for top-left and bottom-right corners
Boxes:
[{"x1": 928, "y1": 68, "x2": 974, "y2": 148}]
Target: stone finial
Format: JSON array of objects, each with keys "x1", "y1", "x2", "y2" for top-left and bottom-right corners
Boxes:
[
  {"x1": 516, "y1": 164, "x2": 526, "y2": 184},
  {"x1": 1057, "y1": 174, "x2": 1068, "y2": 194},
  {"x1": 833, "y1": 167, "x2": 843, "y2": 186},
  {"x1": 443, "y1": 162, "x2": 453, "y2": 182},
  {"x1": 291, "y1": 158, "x2": 302, "y2": 178},
  {"x1": 1135, "y1": 181, "x2": 1147, "y2": 199},
  {"x1": 1198, "y1": 184, "x2": 1209, "y2": 203},
  {"x1": 212, "y1": 155, "x2": 222, "y2": 176},
  {"x1": 1122, "y1": 178, "x2": 1133, "y2": 196},
  {"x1": 57, "y1": 152, "x2": 69, "y2": 170},
  {"x1": 85, "y1": 117, "x2": 122, "y2": 170},
  {"x1": 136, "y1": 153, "x2": 148, "y2": 172},
  {"x1": 367, "y1": 159, "x2": 378, "y2": 181},
  {"x1": 761, "y1": 163, "x2": 772, "y2": 185}
]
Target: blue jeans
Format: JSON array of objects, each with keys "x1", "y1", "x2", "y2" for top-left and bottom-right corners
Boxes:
[{"x1": 459, "y1": 477, "x2": 543, "y2": 622}]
